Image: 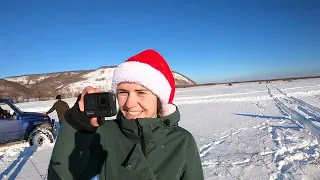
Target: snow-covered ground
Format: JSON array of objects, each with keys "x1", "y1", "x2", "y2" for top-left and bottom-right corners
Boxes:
[{"x1": 1, "y1": 78, "x2": 320, "y2": 180}]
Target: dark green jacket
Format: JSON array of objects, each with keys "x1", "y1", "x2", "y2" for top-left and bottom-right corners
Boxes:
[{"x1": 48, "y1": 100, "x2": 204, "y2": 180}]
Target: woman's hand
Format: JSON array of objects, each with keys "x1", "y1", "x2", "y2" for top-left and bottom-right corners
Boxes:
[{"x1": 78, "y1": 86, "x2": 102, "y2": 127}]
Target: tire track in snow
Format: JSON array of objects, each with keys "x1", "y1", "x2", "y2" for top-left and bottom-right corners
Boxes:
[
  {"x1": 292, "y1": 98, "x2": 320, "y2": 121},
  {"x1": 297, "y1": 106, "x2": 320, "y2": 122},
  {"x1": 272, "y1": 85, "x2": 320, "y2": 117},
  {"x1": 270, "y1": 85, "x2": 320, "y2": 141},
  {"x1": 266, "y1": 85, "x2": 320, "y2": 179}
]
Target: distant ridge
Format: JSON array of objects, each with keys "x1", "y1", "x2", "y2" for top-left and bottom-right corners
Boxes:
[{"x1": 2, "y1": 66, "x2": 196, "y2": 102}]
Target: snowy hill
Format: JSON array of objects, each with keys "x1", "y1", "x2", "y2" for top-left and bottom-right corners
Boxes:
[
  {"x1": 2, "y1": 66, "x2": 196, "y2": 101},
  {"x1": 0, "y1": 79, "x2": 33, "y2": 100}
]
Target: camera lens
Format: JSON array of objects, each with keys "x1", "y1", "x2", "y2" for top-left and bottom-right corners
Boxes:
[
  {"x1": 97, "y1": 94, "x2": 109, "y2": 108},
  {"x1": 100, "y1": 98, "x2": 106, "y2": 104}
]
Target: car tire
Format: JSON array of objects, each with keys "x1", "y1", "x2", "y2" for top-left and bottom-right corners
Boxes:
[{"x1": 28, "y1": 127, "x2": 54, "y2": 146}]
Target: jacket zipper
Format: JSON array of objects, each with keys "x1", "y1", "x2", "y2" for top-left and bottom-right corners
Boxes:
[{"x1": 134, "y1": 119, "x2": 146, "y2": 156}]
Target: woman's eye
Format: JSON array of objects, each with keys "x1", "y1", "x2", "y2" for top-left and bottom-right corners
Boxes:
[
  {"x1": 118, "y1": 91, "x2": 127, "y2": 95},
  {"x1": 138, "y1": 91, "x2": 146, "y2": 95}
]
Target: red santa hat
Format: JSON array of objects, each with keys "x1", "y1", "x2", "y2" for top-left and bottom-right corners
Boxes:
[{"x1": 111, "y1": 49, "x2": 176, "y2": 116}]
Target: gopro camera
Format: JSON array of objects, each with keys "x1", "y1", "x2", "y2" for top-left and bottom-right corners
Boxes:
[{"x1": 84, "y1": 92, "x2": 117, "y2": 118}]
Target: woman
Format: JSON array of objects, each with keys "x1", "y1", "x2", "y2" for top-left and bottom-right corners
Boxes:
[{"x1": 48, "y1": 49, "x2": 204, "y2": 180}]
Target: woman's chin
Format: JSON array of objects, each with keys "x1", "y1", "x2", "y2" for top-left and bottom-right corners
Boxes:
[
  {"x1": 124, "y1": 113, "x2": 143, "y2": 119},
  {"x1": 124, "y1": 113, "x2": 157, "y2": 120}
]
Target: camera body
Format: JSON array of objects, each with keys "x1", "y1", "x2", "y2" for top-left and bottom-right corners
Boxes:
[{"x1": 84, "y1": 92, "x2": 117, "y2": 118}]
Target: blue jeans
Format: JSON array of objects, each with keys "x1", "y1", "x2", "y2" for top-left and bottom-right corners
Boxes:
[{"x1": 53, "y1": 122, "x2": 61, "y2": 139}]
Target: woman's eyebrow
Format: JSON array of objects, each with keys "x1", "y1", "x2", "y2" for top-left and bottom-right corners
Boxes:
[
  {"x1": 117, "y1": 89, "x2": 127, "y2": 92},
  {"x1": 135, "y1": 89, "x2": 148, "y2": 92},
  {"x1": 117, "y1": 89, "x2": 148, "y2": 92}
]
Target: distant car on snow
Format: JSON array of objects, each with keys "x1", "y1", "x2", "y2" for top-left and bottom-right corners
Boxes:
[{"x1": 0, "y1": 98, "x2": 56, "y2": 146}]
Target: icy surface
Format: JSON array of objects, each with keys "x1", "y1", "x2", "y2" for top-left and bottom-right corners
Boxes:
[{"x1": 1, "y1": 78, "x2": 320, "y2": 179}]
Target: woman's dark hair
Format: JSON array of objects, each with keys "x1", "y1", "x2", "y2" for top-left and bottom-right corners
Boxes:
[{"x1": 157, "y1": 98, "x2": 163, "y2": 117}]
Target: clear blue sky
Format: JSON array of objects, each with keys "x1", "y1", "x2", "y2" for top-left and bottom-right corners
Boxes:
[{"x1": 0, "y1": 0, "x2": 319, "y2": 83}]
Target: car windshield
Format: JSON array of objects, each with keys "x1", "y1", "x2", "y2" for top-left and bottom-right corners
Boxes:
[{"x1": 0, "y1": 100, "x2": 23, "y2": 116}]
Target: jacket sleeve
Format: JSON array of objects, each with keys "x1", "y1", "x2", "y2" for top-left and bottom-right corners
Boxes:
[
  {"x1": 181, "y1": 136, "x2": 204, "y2": 180},
  {"x1": 48, "y1": 95, "x2": 106, "y2": 180},
  {"x1": 46, "y1": 102, "x2": 57, "y2": 115}
]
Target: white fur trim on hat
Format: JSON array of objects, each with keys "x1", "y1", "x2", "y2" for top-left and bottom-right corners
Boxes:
[
  {"x1": 162, "y1": 104, "x2": 177, "y2": 117},
  {"x1": 111, "y1": 61, "x2": 172, "y2": 104}
]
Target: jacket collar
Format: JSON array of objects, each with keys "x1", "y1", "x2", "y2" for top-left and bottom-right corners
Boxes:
[{"x1": 115, "y1": 105, "x2": 180, "y2": 140}]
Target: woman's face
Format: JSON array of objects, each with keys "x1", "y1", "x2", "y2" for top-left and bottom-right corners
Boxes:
[{"x1": 117, "y1": 82, "x2": 158, "y2": 119}]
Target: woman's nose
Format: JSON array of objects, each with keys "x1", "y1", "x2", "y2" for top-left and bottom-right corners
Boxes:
[{"x1": 124, "y1": 94, "x2": 138, "y2": 109}]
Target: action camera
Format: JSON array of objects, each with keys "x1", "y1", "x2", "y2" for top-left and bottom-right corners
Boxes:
[{"x1": 84, "y1": 92, "x2": 117, "y2": 118}]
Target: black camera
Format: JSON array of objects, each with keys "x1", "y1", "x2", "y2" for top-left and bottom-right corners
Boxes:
[{"x1": 84, "y1": 92, "x2": 117, "y2": 118}]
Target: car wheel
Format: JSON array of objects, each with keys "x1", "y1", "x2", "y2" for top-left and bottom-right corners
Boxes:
[{"x1": 28, "y1": 127, "x2": 54, "y2": 146}]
